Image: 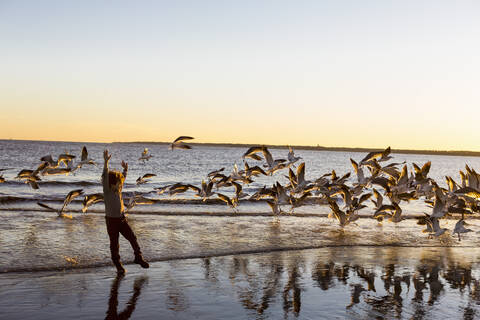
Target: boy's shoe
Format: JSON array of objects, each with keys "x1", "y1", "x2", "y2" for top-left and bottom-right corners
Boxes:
[
  {"x1": 134, "y1": 254, "x2": 150, "y2": 268},
  {"x1": 114, "y1": 260, "x2": 126, "y2": 274}
]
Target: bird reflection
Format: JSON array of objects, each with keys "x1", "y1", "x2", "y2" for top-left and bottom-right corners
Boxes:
[
  {"x1": 312, "y1": 261, "x2": 336, "y2": 290},
  {"x1": 226, "y1": 252, "x2": 480, "y2": 318},
  {"x1": 105, "y1": 275, "x2": 147, "y2": 320},
  {"x1": 98, "y1": 252, "x2": 480, "y2": 319},
  {"x1": 283, "y1": 262, "x2": 302, "y2": 316}
]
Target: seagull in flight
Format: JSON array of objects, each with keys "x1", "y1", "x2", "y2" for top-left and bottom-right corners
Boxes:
[
  {"x1": 287, "y1": 146, "x2": 302, "y2": 167},
  {"x1": 76, "y1": 146, "x2": 96, "y2": 168},
  {"x1": 37, "y1": 189, "x2": 84, "y2": 218},
  {"x1": 139, "y1": 148, "x2": 153, "y2": 162},
  {"x1": 170, "y1": 136, "x2": 194, "y2": 150},
  {"x1": 136, "y1": 173, "x2": 156, "y2": 185},
  {"x1": 452, "y1": 219, "x2": 473, "y2": 241},
  {"x1": 82, "y1": 193, "x2": 104, "y2": 213}
]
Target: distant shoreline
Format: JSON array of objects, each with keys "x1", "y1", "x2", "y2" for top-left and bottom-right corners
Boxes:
[
  {"x1": 113, "y1": 141, "x2": 480, "y2": 158},
  {"x1": 2, "y1": 139, "x2": 480, "y2": 157}
]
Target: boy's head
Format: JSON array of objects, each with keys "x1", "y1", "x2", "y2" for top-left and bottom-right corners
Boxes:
[{"x1": 108, "y1": 170, "x2": 125, "y2": 191}]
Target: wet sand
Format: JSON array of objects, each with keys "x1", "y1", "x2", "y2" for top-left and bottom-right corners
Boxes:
[{"x1": 2, "y1": 246, "x2": 480, "y2": 319}]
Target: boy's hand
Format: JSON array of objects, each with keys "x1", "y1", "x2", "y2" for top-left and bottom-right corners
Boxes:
[
  {"x1": 104, "y1": 150, "x2": 111, "y2": 162},
  {"x1": 121, "y1": 161, "x2": 128, "y2": 171}
]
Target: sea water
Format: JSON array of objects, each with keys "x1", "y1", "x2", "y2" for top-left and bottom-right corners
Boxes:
[{"x1": 1, "y1": 140, "x2": 480, "y2": 319}]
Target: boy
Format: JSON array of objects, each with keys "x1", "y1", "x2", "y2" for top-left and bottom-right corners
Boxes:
[{"x1": 103, "y1": 150, "x2": 149, "y2": 274}]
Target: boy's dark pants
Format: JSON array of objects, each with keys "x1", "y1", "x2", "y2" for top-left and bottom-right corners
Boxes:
[{"x1": 105, "y1": 216, "x2": 142, "y2": 263}]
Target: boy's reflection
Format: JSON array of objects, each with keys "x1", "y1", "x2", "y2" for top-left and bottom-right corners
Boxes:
[{"x1": 106, "y1": 275, "x2": 148, "y2": 320}]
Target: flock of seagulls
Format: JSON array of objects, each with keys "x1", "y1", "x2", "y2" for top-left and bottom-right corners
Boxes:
[{"x1": 2, "y1": 137, "x2": 480, "y2": 241}]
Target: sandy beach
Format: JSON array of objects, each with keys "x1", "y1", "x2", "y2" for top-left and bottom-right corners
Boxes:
[{"x1": 2, "y1": 245, "x2": 480, "y2": 320}]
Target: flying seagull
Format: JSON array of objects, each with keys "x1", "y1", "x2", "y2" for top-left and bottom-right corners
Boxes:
[
  {"x1": 170, "y1": 136, "x2": 194, "y2": 150},
  {"x1": 139, "y1": 148, "x2": 153, "y2": 162},
  {"x1": 37, "y1": 189, "x2": 84, "y2": 218}
]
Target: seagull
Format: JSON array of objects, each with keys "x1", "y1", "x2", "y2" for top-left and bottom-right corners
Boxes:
[
  {"x1": 360, "y1": 146, "x2": 392, "y2": 165},
  {"x1": 288, "y1": 162, "x2": 312, "y2": 193},
  {"x1": 230, "y1": 181, "x2": 249, "y2": 205},
  {"x1": 60, "y1": 189, "x2": 84, "y2": 215},
  {"x1": 136, "y1": 173, "x2": 156, "y2": 185},
  {"x1": 266, "y1": 199, "x2": 283, "y2": 216},
  {"x1": 124, "y1": 193, "x2": 158, "y2": 213},
  {"x1": 430, "y1": 190, "x2": 448, "y2": 218},
  {"x1": 350, "y1": 159, "x2": 368, "y2": 186},
  {"x1": 422, "y1": 214, "x2": 448, "y2": 237},
  {"x1": 327, "y1": 197, "x2": 348, "y2": 227},
  {"x1": 207, "y1": 167, "x2": 225, "y2": 178},
  {"x1": 138, "y1": 148, "x2": 153, "y2": 162},
  {"x1": 40, "y1": 155, "x2": 58, "y2": 168},
  {"x1": 37, "y1": 189, "x2": 84, "y2": 218},
  {"x1": 192, "y1": 179, "x2": 215, "y2": 201},
  {"x1": 168, "y1": 183, "x2": 195, "y2": 196},
  {"x1": 41, "y1": 167, "x2": 72, "y2": 176},
  {"x1": 57, "y1": 152, "x2": 76, "y2": 167},
  {"x1": 373, "y1": 202, "x2": 402, "y2": 222},
  {"x1": 82, "y1": 193, "x2": 104, "y2": 213},
  {"x1": 262, "y1": 147, "x2": 287, "y2": 175},
  {"x1": 289, "y1": 191, "x2": 312, "y2": 212},
  {"x1": 170, "y1": 136, "x2": 194, "y2": 150},
  {"x1": 76, "y1": 146, "x2": 96, "y2": 168},
  {"x1": 15, "y1": 162, "x2": 47, "y2": 189},
  {"x1": 387, "y1": 202, "x2": 403, "y2": 223},
  {"x1": 154, "y1": 184, "x2": 172, "y2": 195},
  {"x1": 229, "y1": 163, "x2": 253, "y2": 184},
  {"x1": 452, "y1": 219, "x2": 473, "y2": 241},
  {"x1": 287, "y1": 146, "x2": 302, "y2": 166},
  {"x1": 243, "y1": 162, "x2": 267, "y2": 178},
  {"x1": 371, "y1": 188, "x2": 384, "y2": 211},
  {"x1": 216, "y1": 193, "x2": 237, "y2": 211},
  {"x1": 242, "y1": 146, "x2": 264, "y2": 161}
]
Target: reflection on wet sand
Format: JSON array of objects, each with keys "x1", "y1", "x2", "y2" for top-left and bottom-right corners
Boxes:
[
  {"x1": 195, "y1": 248, "x2": 480, "y2": 319},
  {"x1": 106, "y1": 275, "x2": 147, "y2": 320}
]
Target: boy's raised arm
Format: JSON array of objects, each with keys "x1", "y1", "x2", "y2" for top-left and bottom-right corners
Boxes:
[{"x1": 103, "y1": 150, "x2": 111, "y2": 184}]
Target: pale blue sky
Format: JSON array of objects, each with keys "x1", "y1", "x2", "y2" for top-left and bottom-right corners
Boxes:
[{"x1": 1, "y1": 1, "x2": 479, "y2": 150}]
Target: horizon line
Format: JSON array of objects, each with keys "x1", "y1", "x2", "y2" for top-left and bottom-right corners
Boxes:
[{"x1": 2, "y1": 138, "x2": 480, "y2": 157}]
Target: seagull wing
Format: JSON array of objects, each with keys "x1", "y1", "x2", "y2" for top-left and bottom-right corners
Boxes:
[
  {"x1": 37, "y1": 202, "x2": 57, "y2": 212},
  {"x1": 173, "y1": 136, "x2": 194, "y2": 143},
  {"x1": 81, "y1": 146, "x2": 88, "y2": 162}
]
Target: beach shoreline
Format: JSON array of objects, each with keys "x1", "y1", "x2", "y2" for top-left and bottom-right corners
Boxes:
[{"x1": 2, "y1": 246, "x2": 480, "y2": 319}]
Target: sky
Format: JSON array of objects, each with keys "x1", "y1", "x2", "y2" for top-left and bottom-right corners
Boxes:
[{"x1": 1, "y1": 1, "x2": 479, "y2": 151}]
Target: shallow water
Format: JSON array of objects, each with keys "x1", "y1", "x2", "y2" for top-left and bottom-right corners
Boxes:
[
  {"x1": 1, "y1": 209, "x2": 479, "y2": 273},
  {"x1": 2, "y1": 139, "x2": 480, "y2": 215}
]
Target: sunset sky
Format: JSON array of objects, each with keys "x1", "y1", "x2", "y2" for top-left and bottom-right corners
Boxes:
[{"x1": 1, "y1": 1, "x2": 479, "y2": 151}]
